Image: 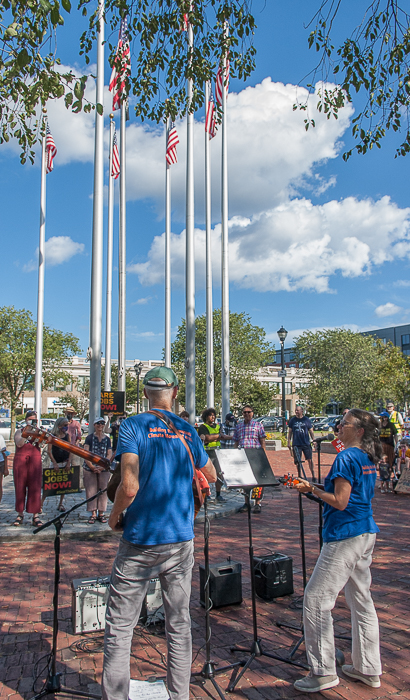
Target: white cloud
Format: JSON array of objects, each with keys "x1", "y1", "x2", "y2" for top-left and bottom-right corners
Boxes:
[
  {"x1": 394, "y1": 279, "x2": 410, "y2": 287},
  {"x1": 131, "y1": 296, "x2": 154, "y2": 305},
  {"x1": 3, "y1": 75, "x2": 352, "y2": 221},
  {"x1": 24, "y1": 236, "x2": 85, "y2": 272},
  {"x1": 129, "y1": 195, "x2": 410, "y2": 293},
  {"x1": 375, "y1": 303, "x2": 403, "y2": 318}
]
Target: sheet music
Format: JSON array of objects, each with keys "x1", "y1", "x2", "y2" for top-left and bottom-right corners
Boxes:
[
  {"x1": 216, "y1": 450, "x2": 257, "y2": 487},
  {"x1": 129, "y1": 679, "x2": 169, "y2": 700}
]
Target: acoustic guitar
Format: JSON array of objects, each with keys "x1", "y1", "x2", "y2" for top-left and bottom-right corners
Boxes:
[{"x1": 21, "y1": 425, "x2": 111, "y2": 471}]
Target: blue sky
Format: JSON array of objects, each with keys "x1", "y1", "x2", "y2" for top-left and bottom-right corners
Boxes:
[{"x1": 1, "y1": 0, "x2": 410, "y2": 361}]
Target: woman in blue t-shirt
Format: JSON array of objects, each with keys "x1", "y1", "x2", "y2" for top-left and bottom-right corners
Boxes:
[{"x1": 293, "y1": 409, "x2": 383, "y2": 694}]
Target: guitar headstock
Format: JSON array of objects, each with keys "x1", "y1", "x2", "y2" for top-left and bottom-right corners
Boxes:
[{"x1": 21, "y1": 425, "x2": 49, "y2": 446}]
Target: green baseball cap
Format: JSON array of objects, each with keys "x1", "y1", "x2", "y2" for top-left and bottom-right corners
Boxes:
[{"x1": 143, "y1": 366, "x2": 179, "y2": 388}]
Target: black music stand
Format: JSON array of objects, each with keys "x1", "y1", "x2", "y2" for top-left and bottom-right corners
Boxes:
[
  {"x1": 29, "y1": 489, "x2": 108, "y2": 700},
  {"x1": 215, "y1": 448, "x2": 302, "y2": 691},
  {"x1": 191, "y1": 497, "x2": 242, "y2": 699}
]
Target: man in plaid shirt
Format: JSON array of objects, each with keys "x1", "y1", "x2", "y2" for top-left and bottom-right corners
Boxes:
[{"x1": 234, "y1": 405, "x2": 266, "y2": 513}]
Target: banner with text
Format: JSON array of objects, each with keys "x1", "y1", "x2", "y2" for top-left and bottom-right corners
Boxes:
[
  {"x1": 42, "y1": 465, "x2": 81, "y2": 498},
  {"x1": 101, "y1": 391, "x2": 125, "y2": 416}
]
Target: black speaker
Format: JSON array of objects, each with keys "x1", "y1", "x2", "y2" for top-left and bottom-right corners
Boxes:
[
  {"x1": 199, "y1": 558, "x2": 242, "y2": 608},
  {"x1": 253, "y1": 552, "x2": 293, "y2": 600}
]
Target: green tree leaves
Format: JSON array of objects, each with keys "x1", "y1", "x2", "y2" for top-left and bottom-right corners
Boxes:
[
  {"x1": 293, "y1": 328, "x2": 410, "y2": 413},
  {"x1": 0, "y1": 306, "x2": 81, "y2": 432},
  {"x1": 300, "y1": 1, "x2": 410, "y2": 158},
  {"x1": 1, "y1": 0, "x2": 256, "y2": 162},
  {"x1": 171, "y1": 309, "x2": 277, "y2": 416}
]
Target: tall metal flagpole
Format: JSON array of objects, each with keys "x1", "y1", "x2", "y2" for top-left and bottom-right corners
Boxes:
[
  {"x1": 185, "y1": 10, "x2": 195, "y2": 422},
  {"x1": 105, "y1": 115, "x2": 115, "y2": 391},
  {"x1": 221, "y1": 27, "x2": 230, "y2": 419},
  {"x1": 34, "y1": 109, "x2": 47, "y2": 420},
  {"x1": 89, "y1": 0, "x2": 104, "y2": 428},
  {"x1": 205, "y1": 82, "x2": 214, "y2": 407},
  {"x1": 165, "y1": 116, "x2": 171, "y2": 367},
  {"x1": 118, "y1": 101, "x2": 126, "y2": 393}
]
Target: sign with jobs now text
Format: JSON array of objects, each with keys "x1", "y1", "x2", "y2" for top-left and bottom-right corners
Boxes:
[
  {"x1": 100, "y1": 390, "x2": 125, "y2": 416},
  {"x1": 42, "y1": 465, "x2": 81, "y2": 497}
]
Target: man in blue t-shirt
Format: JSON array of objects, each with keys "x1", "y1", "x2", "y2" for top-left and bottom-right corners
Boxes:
[
  {"x1": 288, "y1": 406, "x2": 316, "y2": 480},
  {"x1": 101, "y1": 367, "x2": 216, "y2": 700}
]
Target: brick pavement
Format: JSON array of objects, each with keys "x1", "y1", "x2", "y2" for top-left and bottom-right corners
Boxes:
[{"x1": 0, "y1": 451, "x2": 410, "y2": 699}]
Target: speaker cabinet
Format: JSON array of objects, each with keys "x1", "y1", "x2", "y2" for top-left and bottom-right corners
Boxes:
[
  {"x1": 253, "y1": 553, "x2": 293, "y2": 600},
  {"x1": 199, "y1": 559, "x2": 242, "y2": 608}
]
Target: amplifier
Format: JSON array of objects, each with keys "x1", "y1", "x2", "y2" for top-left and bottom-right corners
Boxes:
[
  {"x1": 199, "y1": 558, "x2": 242, "y2": 608},
  {"x1": 71, "y1": 576, "x2": 110, "y2": 634},
  {"x1": 71, "y1": 576, "x2": 164, "y2": 633},
  {"x1": 253, "y1": 553, "x2": 293, "y2": 600}
]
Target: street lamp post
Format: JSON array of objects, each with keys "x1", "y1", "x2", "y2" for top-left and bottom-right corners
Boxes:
[
  {"x1": 277, "y1": 326, "x2": 288, "y2": 435},
  {"x1": 134, "y1": 362, "x2": 144, "y2": 414}
]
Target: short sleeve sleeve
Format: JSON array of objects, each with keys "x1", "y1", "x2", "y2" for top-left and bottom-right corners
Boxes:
[
  {"x1": 84, "y1": 434, "x2": 93, "y2": 448},
  {"x1": 329, "y1": 452, "x2": 356, "y2": 486},
  {"x1": 233, "y1": 425, "x2": 239, "y2": 442},
  {"x1": 258, "y1": 423, "x2": 266, "y2": 439},
  {"x1": 116, "y1": 420, "x2": 139, "y2": 457}
]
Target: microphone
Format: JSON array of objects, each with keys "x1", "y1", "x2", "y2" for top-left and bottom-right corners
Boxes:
[{"x1": 313, "y1": 433, "x2": 335, "y2": 444}]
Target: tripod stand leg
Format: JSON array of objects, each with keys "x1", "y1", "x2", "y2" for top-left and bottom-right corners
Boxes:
[{"x1": 227, "y1": 653, "x2": 256, "y2": 692}]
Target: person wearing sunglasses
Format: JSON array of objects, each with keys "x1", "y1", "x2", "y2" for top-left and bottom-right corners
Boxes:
[
  {"x1": 234, "y1": 405, "x2": 266, "y2": 513},
  {"x1": 293, "y1": 409, "x2": 382, "y2": 693}
]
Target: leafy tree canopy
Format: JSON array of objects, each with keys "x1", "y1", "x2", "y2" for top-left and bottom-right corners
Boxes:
[
  {"x1": 0, "y1": 306, "x2": 81, "y2": 431},
  {"x1": 1, "y1": 0, "x2": 256, "y2": 162},
  {"x1": 171, "y1": 309, "x2": 277, "y2": 416},
  {"x1": 293, "y1": 327, "x2": 410, "y2": 413},
  {"x1": 301, "y1": 1, "x2": 410, "y2": 158}
]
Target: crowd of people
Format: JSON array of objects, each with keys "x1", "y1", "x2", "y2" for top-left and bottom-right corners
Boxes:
[{"x1": 3, "y1": 372, "x2": 409, "y2": 697}]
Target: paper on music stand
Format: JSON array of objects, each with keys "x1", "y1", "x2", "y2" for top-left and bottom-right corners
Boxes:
[
  {"x1": 129, "y1": 679, "x2": 169, "y2": 700},
  {"x1": 216, "y1": 450, "x2": 257, "y2": 488}
]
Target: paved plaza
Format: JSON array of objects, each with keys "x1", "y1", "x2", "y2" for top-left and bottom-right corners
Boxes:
[{"x1": 1, "y1": 450, "x2": 410, "y2": 699}]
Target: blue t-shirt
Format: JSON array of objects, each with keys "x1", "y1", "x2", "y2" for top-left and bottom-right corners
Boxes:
[
  {"x1": 115, "y1": 410, "x2": 209, "y2": 546},
  {"x1": 322, "y1": 447, "x2": 379, "y2": 543},
  {"x1": 288, "y1": 415, "x2": 312, "y2": 446}
]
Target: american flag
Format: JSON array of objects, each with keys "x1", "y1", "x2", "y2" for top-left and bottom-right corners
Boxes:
[
  {"x1": 215, "y1": 56, "x2": 230, "y2": 106},
  {"x1": 45, "y1": 123, "x2": 57, "y2": 174},
  {"x1": 109, "y1": 17, "x2": 131, "y2": 111},
  {"x1": 111, "y1": 128, "x2": 120, "y2": 179},
  {"x1": 166, "y1": 122, "x2": 179, "y2": 165},
  {"x1": 205, "y1": 92, "x2": 217, "y2": 139}
]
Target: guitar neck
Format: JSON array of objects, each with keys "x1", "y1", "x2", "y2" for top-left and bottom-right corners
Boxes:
[{"x1": 50, "y1": 435, "x2": 111, "y2": 470}]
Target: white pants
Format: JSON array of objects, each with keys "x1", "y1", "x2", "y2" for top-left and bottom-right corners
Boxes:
[{"x1": 304, "y1": 532, "x2": 382, "y2": 676}]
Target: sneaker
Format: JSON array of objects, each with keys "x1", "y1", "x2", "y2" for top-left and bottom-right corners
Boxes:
[
  {"x1": 215, "y1": 494, "x2": 227, "y2": 503},
  {"x1": 238, "y1": 504, "x2": 248, "y2": 513},
  {"x1": 253, "y1": 503, "x2": 262, "y2": 513},
  {"x1": 342, "y1": 665, "x2": 381, "y2": 688},
  {"x1": 294, "y1": 672, "x2": 339, "y2": 693}
]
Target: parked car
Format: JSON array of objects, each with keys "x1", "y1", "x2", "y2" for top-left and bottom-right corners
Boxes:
[
  {"x1": 0, "y1": 420, "x2": 11, "y2": 440},
  {"x1": 326, "y1": 416, "x2": 342, "y2": 431},
  {"x1": 39, "y1": 418, "x2": 56, "y2": 432},
  {"x1": 258, "y1": 417, "x2": 281, "y2": 431},
  {"x1": 81, "y1": 419, "x2": 89, "y2": 434},
  {"x1": 313, "y1": 418, "x2": 330, "y2": 432}
]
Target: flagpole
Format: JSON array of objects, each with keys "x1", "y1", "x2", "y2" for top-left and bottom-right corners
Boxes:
[
  {"x1": 34, "y1": 109, "x2": 47, "y2": 420},
  {"x1": 205, "y1": 82, "x2": 214, "y2": 408},
  {"x1": 221, "y1": 24, "x2": 230, "y2": 418},
  {"x1": 165, "y1": 116, "x2": 171, "y2": 367},
  {"x1": 89, "y1": 0, "x2": 104, "y2": 428},
  {"x1": 185, "y1": 9, "x2": 195, "y2": 422},
  {"x1": 105, "y1": 115, "x2": 115, "y2": 391},
  {"x1": 118, "y1": 101, "x2": 127, "y2": 394}
]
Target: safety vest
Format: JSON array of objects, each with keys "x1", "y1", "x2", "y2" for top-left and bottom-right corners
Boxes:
[
  {"x1": 388, "y1": 410, "x2": 402, "y2": 433},
  {"x1": 203, "y1": 423, "x2": 220, "y2": 449}
]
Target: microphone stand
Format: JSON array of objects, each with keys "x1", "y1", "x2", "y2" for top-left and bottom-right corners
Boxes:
[
  {"x1": 191, "y1": 498, "x2": 242, "y2": 698},
  {"x1": 29, "y1": 489, "x2": 108, "y2": 700}
]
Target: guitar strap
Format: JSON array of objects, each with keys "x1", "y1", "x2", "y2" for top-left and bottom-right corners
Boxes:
[{"x1": 147, "y1": 410, "x2": 209, "y2": 505}]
